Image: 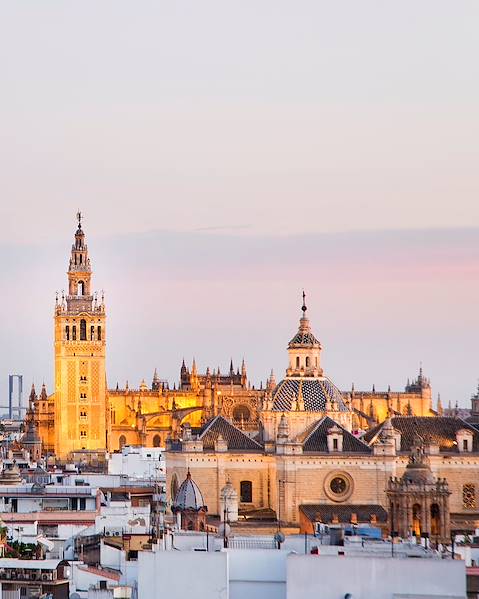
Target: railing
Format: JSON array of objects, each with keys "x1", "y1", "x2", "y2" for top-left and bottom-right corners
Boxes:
[{"x1": 228, "y1": 539, "x2": 277, "y2": 550}]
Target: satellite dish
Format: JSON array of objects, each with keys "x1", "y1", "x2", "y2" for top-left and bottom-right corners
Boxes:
[{"x1": 217, "y1": 523, "x2": 231, "y2": 538}]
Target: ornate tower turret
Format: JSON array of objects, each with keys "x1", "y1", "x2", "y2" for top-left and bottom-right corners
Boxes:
[
  {"x1": 286, "y1": 292, "x2": 322, "y2": 377},
  {"x1": 53, "y1": 213, "x2": 107, "y2": 458}
]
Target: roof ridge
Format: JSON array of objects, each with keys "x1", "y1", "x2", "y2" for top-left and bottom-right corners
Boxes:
[{"x1": 199, "y1": 415, "x2": 220, "y2": 438}]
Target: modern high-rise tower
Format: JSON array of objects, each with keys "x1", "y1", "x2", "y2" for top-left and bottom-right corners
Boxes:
[{"x1": 53, "y1": 213, "x2": 108, "y2": 458}]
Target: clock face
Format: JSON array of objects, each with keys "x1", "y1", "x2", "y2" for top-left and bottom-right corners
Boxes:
[{"x1": 330, "y1": 476, "x2": 348, "y2": 495}]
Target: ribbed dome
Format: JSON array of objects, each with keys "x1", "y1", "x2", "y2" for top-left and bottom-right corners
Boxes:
[
  {"x1": 172, "y1": 471, "x2": 205, "y2": 511},
  {"x1": 272, "y1": 377, "x2": 349, "y2": 412},
  {"x1": 288, "y1": 315, "x2": 320, "y2": 348}
]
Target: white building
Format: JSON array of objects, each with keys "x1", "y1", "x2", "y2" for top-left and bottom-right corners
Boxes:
[
  {"x1": 108, "y1": 446, "x2": 165, "y2": 482},
  {"x1": 137, "y1": 545, "x2": 466, "y2": 599}
]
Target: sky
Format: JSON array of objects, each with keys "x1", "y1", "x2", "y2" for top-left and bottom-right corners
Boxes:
[{"x1": 0, "y1": 2, "x2": 478, "y2": 407}]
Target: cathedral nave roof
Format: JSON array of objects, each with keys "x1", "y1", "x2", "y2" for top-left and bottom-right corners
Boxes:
[
  {"x1": 199, "y1": 415, "x2": 264, "y2": 452},
  {"x1": 364, "y1": 416, "x2": 479, "y2": 453}
]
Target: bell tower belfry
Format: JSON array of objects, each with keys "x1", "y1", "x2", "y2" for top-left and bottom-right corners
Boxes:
[{"x1": 54, "y1": 213, "x2": 108, "y2": 458}]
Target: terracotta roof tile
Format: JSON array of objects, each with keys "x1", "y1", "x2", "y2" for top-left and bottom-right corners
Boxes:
[
  {"x1": 363, "y1": 416, "x2": 479, "y2": 453},
  {"x1": 300, "y1": 504, "x2": 387, "y2": 524},
  {"x1": 303, "y1": 417, "x2": 372, "y2": 454},
  {"x1": 199, "y1": 416, "x2": 263, "y2": 451}
]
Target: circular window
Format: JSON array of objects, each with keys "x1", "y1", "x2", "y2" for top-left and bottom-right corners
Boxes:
[
  {"x1": 324, "y1": 471, "x2": 353, "y2": 502},
  {"x1": 330, "y1": 476, "x2": 348, "y2": 494}
]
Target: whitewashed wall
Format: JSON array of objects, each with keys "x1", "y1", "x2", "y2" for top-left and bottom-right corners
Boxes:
[
  {"x1": 286, "y1": 554, "x2": 466, "y2": 599},
  {"x1": 138, "y1": 550, "x2": 228, "y2": 599}
]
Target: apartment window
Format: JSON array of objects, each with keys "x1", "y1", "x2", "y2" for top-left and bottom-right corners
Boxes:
[{"x1": 79, "y1": 498, "x2": 86, "y2": 511}]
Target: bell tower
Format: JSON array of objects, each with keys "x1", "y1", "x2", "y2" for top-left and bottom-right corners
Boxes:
[{"x1": 54, "y1": 213, "x2": 108, "y2": 458}]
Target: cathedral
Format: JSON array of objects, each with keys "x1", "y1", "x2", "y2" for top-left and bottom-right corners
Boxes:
[
  {"x1": 34, "y1": 214, "x2": 437, "y2": 460},
  {"x1": 166, "y1": 299, "x2": 479, "y2": 538}
]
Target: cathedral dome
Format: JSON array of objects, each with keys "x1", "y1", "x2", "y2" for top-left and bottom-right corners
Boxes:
[
  {"x1": 271, "y1": 377, "x2": 349, "y2": 412},
  {"x1": 172, "y1": 470, "x2": 205, "y2": 512}
]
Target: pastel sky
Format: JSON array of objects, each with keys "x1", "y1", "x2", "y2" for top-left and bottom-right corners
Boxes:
[{"x1": 0, "y1": 2, "x2": 478, "y2": 407}]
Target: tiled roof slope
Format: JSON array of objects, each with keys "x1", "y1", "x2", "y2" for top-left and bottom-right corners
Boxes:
[
  {"x1": 300, "y1": 504, "x2": 388, "y2": 524},
  {"x1": 302, "y1": 416, "x2": 372, "y2": 454},
  {"x1": 199, "y1": 416, "x2": 263, "y2": 451},
  {"x1": 363, "y1": 416, "x2": 479, "y2": 453}
]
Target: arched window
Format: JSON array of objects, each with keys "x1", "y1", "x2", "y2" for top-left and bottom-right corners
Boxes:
[
  {"x1": 412, "y1": 503, "x2": 421, "y2": 537},
  {"x1": 119, "y1": 435, "x2": 126, "y2": 450},
  {"x1": 65, "y1": 325, "x2": 70, "y2": 341},
  {"x1": 305, "y1": 357, "x2": 310, "y2": 368},
  {"x1": 233, "y1": 405, "x2": 251, "y2": 422},
  {"x1": 296, "y1": 356, "x2": 300, "y2": 368},
  {"x1": 240, "y1": 480, "x2": 253, "y2": 503},
  {"x1": 430, "y1": 503, "x2": 440, "y2": 536},
  {"x1": 79, "y1": 254, "x2": 83, "y2": 264},
  {"x1": 153, "y1": 434, "x2": 161, "y2": 447},
  {"x1": 90, "y1": 326, "x2": 95, "y2": 340},
  {"x1": 78, "y1": 281, "x2": 85, "y2": 296},
  {"x1": 80, "y1": 319, "x2": 87, "y2": 341},
  {"x1": 97, "y1": 326, "x2": 102, "y2": 341},
  {"x1": 72, "y1": 325, "x2": 77, "y2": 341}
]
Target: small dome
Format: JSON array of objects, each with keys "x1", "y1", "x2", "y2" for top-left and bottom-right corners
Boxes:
[
  {"x1": 172, "y1": 471, "x2": 205, "y2": 511},
  {"x1": 272, "y1": 377, "x2": 349, "y2": 412},
  {"x1": 0, "y1": 465, "x2": 22, "y2": 486},
  {"x1": 402, "y1": 463, "x2": 435, "y2": 485},
  {"x1": 401, "y1": 440, "x2": 435, "y2": 485}
]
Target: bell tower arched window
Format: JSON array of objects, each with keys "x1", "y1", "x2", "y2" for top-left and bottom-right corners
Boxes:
[
  {"x1": 65, "y1": 325, "x2": 70, "y2": 341},
  {"x1": 97, "y1": 326, "x2": 102, "y2": 341},
  {"x1": 78, "y1": 281, "x2": 85, "y2": 296},
  {"x1": 80, "y1": 319, "x2": 87, "y2": 341},
  {"x1": 296, "y1": 356, "x2": 300, "y2": 368},
  {"x1": 305, "y1": 357, "x2": 310, "y2": 368},
  {"x1": 72, "y1": 325, "x2": 77, "y2": 341}
]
